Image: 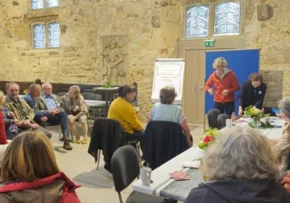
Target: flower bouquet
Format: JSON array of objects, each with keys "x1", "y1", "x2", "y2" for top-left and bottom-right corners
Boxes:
[
  {"x1": 23, "y1": 89, "x2": 29, "y2": 94},
  {"x1": 243, "y1": 106, "x2": 271, "y2": 128},
  {"x1": 198, "y1": 128, "x2": 218, "y2": 150},
  {"x1": 101, "y1": 78, "x2": 113, "y2": 88}
]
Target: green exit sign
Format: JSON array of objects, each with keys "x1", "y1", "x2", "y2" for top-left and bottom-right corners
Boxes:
[{"x1": 204, "y1": 40, "x2": 215, "y2": 47}]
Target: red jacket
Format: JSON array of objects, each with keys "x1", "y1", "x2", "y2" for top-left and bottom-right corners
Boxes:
[
  {"x1": 205, "y1": 69, "x2": 239, "y2": 103},
  {"x1": 0, "y1": 172, "x2": 81, "y2": 203}
]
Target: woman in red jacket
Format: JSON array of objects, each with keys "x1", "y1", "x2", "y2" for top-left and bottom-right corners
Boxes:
[
  {"x1": 205, "y1": 57, "x2": 239, "y2": 117},
  {"x1": 0, "y1": 131, "x2": 81, "y2": 203}
]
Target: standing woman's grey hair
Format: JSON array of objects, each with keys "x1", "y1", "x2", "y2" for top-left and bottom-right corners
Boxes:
[
  {"x1": 278, "y1": 97, "x2": 290, "y2": 119},
  {"x1": 159, "y1": 86, "x2": 177, "y2": 104},
  {"x1": 201, "y1": 126, "x2": 280, "y2": 181}
]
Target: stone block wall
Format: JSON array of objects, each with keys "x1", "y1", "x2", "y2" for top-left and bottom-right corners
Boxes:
[{"x1": 1, "y1": 0, "x2": 290, "y2": 120}]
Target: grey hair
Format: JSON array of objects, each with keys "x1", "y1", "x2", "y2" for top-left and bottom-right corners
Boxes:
[
  {"x1": 201, "y1": 126, "x2": 280, "y2": 181},
  {"x1": 29, "y1": 83, "x2": 41, "y2": 92},
  {"x1": 159, "y1": 86, "x2": 177, "y2": 104},
  {"x1": 69, "y1": 85, "x2": 81, "y2": 97},
  {"x1": 6, "y1": 82, "x2": 19, "y2": 90},
  {"x1": 278, "y1": 97, "x2": 290, "y2": 119}
]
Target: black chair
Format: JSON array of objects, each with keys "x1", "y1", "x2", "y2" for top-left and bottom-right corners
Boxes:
[
  {"x1": 111, "y1": 145, "x2": 165, "y2": 203},
  {"x1": 207, "y1": 109, "x2": 221, "y2": 129},
  {"x1": 88, "y1": 118, "x2": 123, "y2": 172},
  {"x1": 88, "y1": 93, "x2": 102, "y2": 101},
  {"x1": 57, "y1": 92, "x2": 66, "y2": 97},
  {"x1": 142, "y1": 121, "x2": 189, "y2": 170},
  {"x1": 217, "y1": 114, "x2": 229, "y2": 129},
  {"x1": 82, "y1": 92, "x2": 94, "y2": 100}
]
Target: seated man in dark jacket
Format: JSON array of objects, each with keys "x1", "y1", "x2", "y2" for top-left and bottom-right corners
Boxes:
[
  {"x1": 23, "y1": 83, "x2": 72, "y2": 151},
  {"x1": 185, "y1": 127, "x2": 290, "y2": 203},
  {"x1": 238, "y1": 73, "x2": 267, "y2": 115}
]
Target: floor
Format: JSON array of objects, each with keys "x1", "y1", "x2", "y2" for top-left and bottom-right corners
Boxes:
[{"x1": 48, "y1": 124, "x2": 205, "y2": 203}]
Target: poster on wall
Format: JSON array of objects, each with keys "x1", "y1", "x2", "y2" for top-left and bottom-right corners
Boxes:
[{"x1": 151, "y1": 58, "x2": 185, "y2": 104}]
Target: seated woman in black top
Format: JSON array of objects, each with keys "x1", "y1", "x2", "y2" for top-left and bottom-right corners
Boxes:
[{"x1": 238, "y1": 73, "x2": 267, "y2": 116}]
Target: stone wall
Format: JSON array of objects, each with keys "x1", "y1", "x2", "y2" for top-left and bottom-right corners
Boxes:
[
  {"x1": 0, "y1": 0, "x2": 184, "y2": 120},
  {"x1": 0, "y1": 0, "x2": 290, "y2": 120}
]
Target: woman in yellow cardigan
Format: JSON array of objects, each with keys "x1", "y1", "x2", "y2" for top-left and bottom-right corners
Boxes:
[{"x1": 107, "y1": 85, "x2": 143, "y2": 143}]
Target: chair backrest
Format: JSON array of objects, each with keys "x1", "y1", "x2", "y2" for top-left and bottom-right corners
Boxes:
[
  {"x1": 111, "y1": 145, "x2": 139, "y2": 192},
  {"x1": 142, "y1": 121, "x2": 188, "y2": 170},
  {"x1": 207, "y1": 109, "x2": 221, "y2": 129},
  {"x1": 82, "y1": 92, "x2": 94, "y2": 100},
  {"x1": 88, "y1": 94, "x2": 102, "y2": 101},
  {"x1": 217, "y1": 114, "x2": 229, "y2": 129},
  {"x1": 57, "y1": 92, "x2": 66, "y2": 97},
  {"x1": 88, "y1": 118, "x2": 123, "y2": 171}
]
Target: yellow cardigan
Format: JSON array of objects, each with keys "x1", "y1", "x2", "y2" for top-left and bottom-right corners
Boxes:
[{"x1": 108, "y1": 97, "x2": 143, "y2": 134}]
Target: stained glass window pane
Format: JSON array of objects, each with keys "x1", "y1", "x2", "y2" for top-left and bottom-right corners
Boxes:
[
  {"x1": 48, "y1": 22, "x2": 60, "y2": 48},
  {"x1": 31, "y1": 0, "x2": 43, "y2": 10},
  {"x1": 33, "y1": 24, "x2": 46, "y2": 49},
  {"x1": 185, "y1": 5, "x2": 209, "y2": 38},
  {"x1": 46, "y1": 0, "x2": 59, "y2": 8},
  {"x1": 214, "y1": 1, "x2": 240, "y2": 35}
]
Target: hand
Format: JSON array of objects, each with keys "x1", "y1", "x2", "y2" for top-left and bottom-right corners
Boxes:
[
  {"x1": 30, "y1": 123, "x2": 39, "y2": 129},
  {"x1": 222, "y1": 89, "x2": 229, "y2": 96},
  {"x1": 69, "y1": 116, "x2": 76, "y2": 123},
  {"x1": 238, "y1": 107, "x2": 243, "y2": 116},
  {"x1": 49, "y1": 110, "x2": 57, "y2": 116},
  {"x1": 22, "y1": 119, "x2": 31, "y2": 125},
  {"x1": 41, "y1": 116, "x2": 48, "y2": 122},
  {"x1": 8, "y1": 112, "x2": 15, "y2": 118},
  {"x1": 208, "y1": 89, "x2": 214, "y2": 95},
  {"x1": 281, "y1": 174, "x2": 290, "y2": 194},
  {"x1": 14, "y1": 120, "x2": 22, "y2": 127},
  {"x1": 276, "y1": 113, "x2": 283, "y2": 118}
]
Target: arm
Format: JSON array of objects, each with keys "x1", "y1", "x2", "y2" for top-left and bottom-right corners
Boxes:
[
  {"x1": 178, "y1": 107, "x2": 192, "y2": 147},
  {"x1": 1, "y1": 108, "x2": 13, "y2": 129},
  {"x1": 121, "y1": 105, "x2": 143, "y2": 131},
  {"x1": 204, "y1": 75, "x2": 213, "y2": 92},
  {"x1": 254, "y1": 84, "x2": 267, "y2": 109},
  {"x1": 228, "y1": 73, "x2": 240, "y2": 93},
  {"x1": 238, "y1": 82, "x2": 247, "y2": 108},
  {"x1": 22, "y1": 100, "x2": 35, "y2": 122},
  {"x1": 180, "y1": 119, "x2": 193, "y2": 147},
  {"x1": 75, "y1": 99, "x2": 88, "y2": 119}
]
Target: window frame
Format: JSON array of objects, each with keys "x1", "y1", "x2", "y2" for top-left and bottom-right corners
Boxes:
[
  {"x1": 184, "y1": 1, "x2": 243, "y2": 39},
  {"x1": 30, "y1": 0, "x2": 59, "y2": 10},
  {"x1": 213, "y1": 1, "x2": 241, "y2": 37},
  {"x1": 184, "y1": 3, "x2": 210, "y2": 39},
  {"x1": 31, "y1": 21, "x2": 61, "y2": 49}
]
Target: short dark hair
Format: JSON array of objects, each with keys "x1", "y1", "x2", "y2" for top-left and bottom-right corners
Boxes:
[
  {"x1": 249, "y1": 73, "x2": 263, "y2": 83},
  {"x1": 118, "y1": 85, "x2": 136, "y2": 98},
  {"x1": 35, "y1": 79, "x2": 42, "y2": 85}
]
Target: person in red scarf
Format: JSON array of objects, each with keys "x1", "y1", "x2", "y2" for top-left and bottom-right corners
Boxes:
[{"x1": 0, "y1": 131, "x2": 81, "y2": 203}]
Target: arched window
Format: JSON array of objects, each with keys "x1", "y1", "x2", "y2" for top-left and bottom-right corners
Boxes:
[
  {"x1": 185, "y1": 5, "x2": 210, "y2": 38},
  {"x1": 214, "y1": 1, "x2": 241, "y2": 35}
]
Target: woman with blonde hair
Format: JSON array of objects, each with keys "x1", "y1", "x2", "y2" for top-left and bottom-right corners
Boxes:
[
  {"x1": 185, "y1": 126, "x2": 290, "y2": 203},
  {"x1": 205, "y1": 57, "x2": 239, "y2": 118},
  {"x1": 60, "y1": 85, "x2": 88, "y2": 144},
  {"x1": 0, "y1": 131, "x2": 80, "y2": 202}
]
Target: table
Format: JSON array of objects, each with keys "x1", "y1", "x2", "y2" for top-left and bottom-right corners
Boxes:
[
  {"x1": 93, "y1": 87, "x2": 119, "y2": 116},
  {"x1": 133, "y1": 118, "x2": 285, "y2": 201},
  {"x1": 133, "y1": 146, "x2": 204, "y2": 201}
]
